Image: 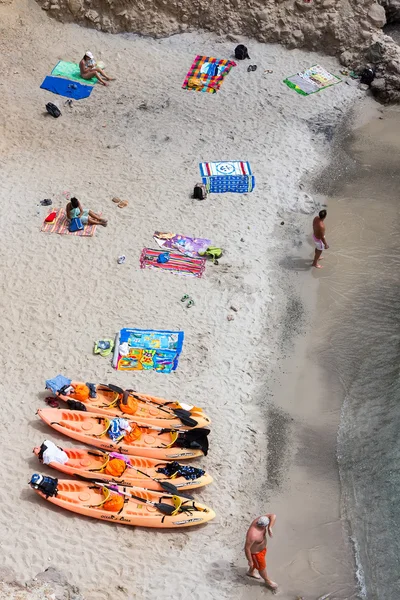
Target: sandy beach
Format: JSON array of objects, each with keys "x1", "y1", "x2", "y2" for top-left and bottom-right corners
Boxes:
[{"x1": 0, "y1": 0, "x2": 368, "y2": 597}]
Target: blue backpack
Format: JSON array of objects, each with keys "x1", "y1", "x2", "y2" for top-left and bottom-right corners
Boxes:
[{"x1": 69, "y1": 217, "x2": 84, "y2": 232}]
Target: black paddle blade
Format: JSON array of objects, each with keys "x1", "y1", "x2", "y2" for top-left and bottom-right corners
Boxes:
[
  {"x1": 129, "y1": 493, "x2": 176, "y2": 515},
  {"x1": 172, "y1": 409, "x2": 198, "y2": 428},
  {"x1": 131, "y1": 467, "x2": 194, "y2": 499},
  {"x1": 157, "y1": 480, "x2": 194, "y2": 500},
  {"x1": 87, "y1": 450, "x2": 107, "y2": 457},
  {"x1": 105, "y1": 383, "x2": 124, "y2": 395}
]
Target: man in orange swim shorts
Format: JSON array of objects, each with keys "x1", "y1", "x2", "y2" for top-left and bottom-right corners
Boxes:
[{"x1": 244, "y1": 513, "x2": 277, "y2": 590}]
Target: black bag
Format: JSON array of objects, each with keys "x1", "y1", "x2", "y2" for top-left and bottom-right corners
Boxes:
[
  {"x1": 235, "y1": 44, "x2": 250, "y2": 60},
  {"x1": 30, "y1": 474, "x2": 58, "y2": 498},
  {"x1": 176, "y1": 428, "x2": 210, "y2": 456},
  {"x1": 193, "y1": 183, "x2": 207, "y2": 200},
  {"x1": 360, "y1": 67, "x2": 375, "y2": 86},
  {"x1": 67, "y1": 399, "x2": 87, "y2": 411},
  {"x1": 46, "y1": 102, "x2": 61, "y2": 118}
]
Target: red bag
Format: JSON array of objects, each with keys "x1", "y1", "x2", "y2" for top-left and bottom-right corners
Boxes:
[{"x1": 45, "y1": 211, "x2": 57, "y2": 223}]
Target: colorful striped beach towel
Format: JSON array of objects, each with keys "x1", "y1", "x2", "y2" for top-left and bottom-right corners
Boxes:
[
  {"x1": 200, "y1": 161, "x2": 255, "y2": 193},
  {"x1": 140, "y1": 248, "x2": 206, "y2": 278},
  {"x1": 182, "y1": 55, "x2": 236, "y2": 94},
  {"x1": 41, "y1": 209, "x2": 98, "y2": 237}
]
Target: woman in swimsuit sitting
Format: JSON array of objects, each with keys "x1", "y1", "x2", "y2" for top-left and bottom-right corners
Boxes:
[
  {"x1": 79, "y1": 51, "x2": 115, "y2": 87},
  {"x1": 66, "y1": 197, "x2": 107, "y2": 227}
]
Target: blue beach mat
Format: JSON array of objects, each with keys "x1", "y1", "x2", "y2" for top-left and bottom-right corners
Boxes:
[{"x1": 40, "y1": 76, "x2": 93, "y2": 100}]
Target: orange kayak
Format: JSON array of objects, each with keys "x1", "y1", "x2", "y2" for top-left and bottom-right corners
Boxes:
[
  {"x1": 54, "y1": 382, "x2": 211, "y2": 429},
  {"x1": 30, "y1": 477, "x2": 215, "y2": 528},
  {"x1": 33, "y1": 444, "x2": 213, "y2": 491},
  {"x1": 37, "y1": 408, "x2": 209, "y2": 460}
]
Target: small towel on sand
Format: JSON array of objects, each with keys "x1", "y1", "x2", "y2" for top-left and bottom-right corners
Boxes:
[
  {"x1": 40, "y1": 76, "x2": 93, "y2": 100},
  {"x1": 41, "y1": 209, "x2": 99, "y2": 237},
  {"x1": 51, "y1": 61, "x2": 97, "y2": 85},
  {"x1": 45, "y1": 374, "x2": 71, "y2": 394}
]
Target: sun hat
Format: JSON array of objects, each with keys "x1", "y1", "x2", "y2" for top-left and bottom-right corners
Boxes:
[{"x1": 85, "y1": 51, "x2": 94, "y2": 59}]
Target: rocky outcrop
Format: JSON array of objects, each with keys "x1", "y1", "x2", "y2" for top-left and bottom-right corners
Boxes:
[
  {"x1": 381, "y1": 0, "x2": 400, "y2": 23},
  {"x1": 36, "y1": 0, "x2": 400, "y2": 103}
]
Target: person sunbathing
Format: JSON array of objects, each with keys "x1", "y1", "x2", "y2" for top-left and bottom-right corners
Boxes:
[
  {"x1": 66, "y1": 197, "x2": 107, "y2": 227},
  {"x1": 79, "y1": 51, "x2": 114, "y2": 86}
]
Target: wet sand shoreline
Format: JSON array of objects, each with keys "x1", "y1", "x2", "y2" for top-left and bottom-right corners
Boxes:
[{"x1": 256, "y1": 99, "x2": 400, "y2": 600}]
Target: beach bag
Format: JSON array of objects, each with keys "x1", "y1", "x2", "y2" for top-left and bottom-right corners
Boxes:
[
  {"x1": 234, "y1": 45, "x2": 250, "y2": 60},
  {"x1": 66, "y1": 399, "x2": 87, "y2": 411},
  {"x1": 71, "y1": 384, "x2": 90, "y2": 402},
  {"x1": 69, "y1": 217, "x2": 84, "y2": 232},
  {"x1": 199, "y1": 246, "x2": 223, "y2": 264},
  {"x1": 119, "y1": 393, "x2": 138, "y2": 416},
  {"x1": 193, "y1": 183, "x2": 207, "y2": 200},
  {"x1": 103, "y1": 493, "x2": 124, "y2": 512},
  {"x1": 360, "y1": 67, "x2": 375, "y2": 86},
  {"x1": 45, "y1": 102, "x2": 61, "y2": 118},
  {"x1": 30, "y1": 474, "x2": 58, "y2": 498},
  {"x1": 104, "y1": 458, "x2": 127, "y2": 477},
  {"x1": 44, "y1": 211, "x2": 57, "y2": 223}
]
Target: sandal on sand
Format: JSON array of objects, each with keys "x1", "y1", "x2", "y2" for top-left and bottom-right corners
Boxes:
[
  {"x1": 118, "y1": 200, "x2": 128, "y2": 208},
  {"x1": 181, "y1": 294, "x2": 190, "y2": 302},
  {"x1": 247, "y1": 65, "x2": 257, "y2": 72},
  {"x1": 112, "y1": 197, "x2": 121, "y2": 203},
  {"x1": 117, "y1": 255, "x2": 126, "y2": 264},
  {"x1": 45, "y1": 397, "x2": 59, "y2": 408},
  {"x1": 187, "y1": 299, "x2": 195, "y2": 308}
]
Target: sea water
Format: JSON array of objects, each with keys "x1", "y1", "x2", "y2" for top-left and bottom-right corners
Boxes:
[{"x1": 317, "y1": 108, "x2": 400, "y2": 599}]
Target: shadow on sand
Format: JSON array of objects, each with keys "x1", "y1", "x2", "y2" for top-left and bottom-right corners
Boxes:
[{"x1": 280, "y1": 256, "x2": 312, "y2": 271}]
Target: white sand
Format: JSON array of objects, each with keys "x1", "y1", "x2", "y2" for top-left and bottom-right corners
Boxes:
[{"x1": 0, "y1": 0, "x2": 364, "y2": 597}]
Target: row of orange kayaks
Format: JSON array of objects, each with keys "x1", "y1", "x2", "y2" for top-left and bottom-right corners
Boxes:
[{"x1": 30, "y1": 380, "x2": 215, "y2": 528}]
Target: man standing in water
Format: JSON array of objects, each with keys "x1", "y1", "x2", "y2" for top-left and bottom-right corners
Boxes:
[
  {"x1": 312, "y1": 209, "x2": 329, "y2": 268},
  {"x1": 244, "y1": 514, "x2": 278, "y2": 590}
]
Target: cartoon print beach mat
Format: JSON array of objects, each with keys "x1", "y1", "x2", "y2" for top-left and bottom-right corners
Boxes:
[
  {"x1": 283, "y1": 64, "x2": 341, "y2": 96},
  {"x1": 182, "y1": 55, "x2": 236, "y2": 93},
  {"x1": 140, "y1": 248, "x2": 206, "y2": 278},
  {"x1": 113, "y1": 328, "x2": 184, "y2": 373},
  {"x1": 199, "y1": 161, "x2": 255, "y2": 193}
]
